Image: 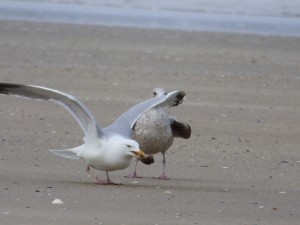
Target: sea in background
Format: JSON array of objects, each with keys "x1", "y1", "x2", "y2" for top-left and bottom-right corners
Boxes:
[{"x1": 1, "y1": 0, "x2": 300, "y2": 36}]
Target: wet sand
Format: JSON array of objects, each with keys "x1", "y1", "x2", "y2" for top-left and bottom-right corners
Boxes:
[{"x1": 0, "y1": 20, "x2": 300, "y2": 225}]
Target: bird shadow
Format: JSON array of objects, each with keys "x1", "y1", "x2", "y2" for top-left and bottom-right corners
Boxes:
[{"x1": 62, "y1": 176, "x2": 237, "y2": 194}]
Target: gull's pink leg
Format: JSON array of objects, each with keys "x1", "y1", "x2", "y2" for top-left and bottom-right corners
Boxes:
[
  {"x1": 124, "y1": 159, "x2": 142, "y2": 178},
  {"x1": 86, "y1": 166, "x2": 120, "y2": 185},
  {"x1": 95, "y1": 176, "x2": 110, "y2": 185},
  {"x1": 153, "y1": 152, "x2": 169, "y2": 180},
  {"x1": 86, "y1": 165, "x2": 103, "y2": 184},
  {"x1": 105, "y1": 171, "x2": 121, "y2": 185}
]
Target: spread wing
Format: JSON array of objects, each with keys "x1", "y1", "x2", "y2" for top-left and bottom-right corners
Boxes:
[
  {"x1": 104, "y1": 90, "x2": 186, "y2": 138},
  {"x1": 0, "y1": 83, "x2": 102, "y2": 139}
]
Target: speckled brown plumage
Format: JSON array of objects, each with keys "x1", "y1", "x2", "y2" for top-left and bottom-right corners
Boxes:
[
  {"x1": 125, "y1": 88, "x2": 191, "y2": 179},
  {"x1": 133, "y1": 108, "x2": 174, "y2": 155}
]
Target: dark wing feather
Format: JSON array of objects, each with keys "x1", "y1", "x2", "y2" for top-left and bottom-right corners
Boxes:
[{"x1": 170, "y1": 117, "x2": 191, "y2": 139}]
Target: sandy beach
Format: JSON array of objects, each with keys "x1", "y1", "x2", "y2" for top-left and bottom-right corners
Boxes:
[{"x1": 0, "y1": 20, "x2": 300, "y2": 224}]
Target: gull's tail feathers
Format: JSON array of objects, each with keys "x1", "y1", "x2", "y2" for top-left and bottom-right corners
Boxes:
[
  {"x1": 50, "y1": 146, "x2": 81, "y2": 160},
  {"x1": 152, "y1": 88, "x2": 167, "y2": 97}
]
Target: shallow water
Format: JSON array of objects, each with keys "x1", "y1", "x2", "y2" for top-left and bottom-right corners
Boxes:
[
  {"x1": 6, "y1": 0, "x2": 300, "y2": 18},
  {"x1": 1, "y1": 0, "x2": 300, "y2": 36}
]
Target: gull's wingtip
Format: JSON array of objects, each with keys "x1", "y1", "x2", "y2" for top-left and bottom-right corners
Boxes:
[
  {"x1": 0, "y1": 83, "x2": 24, "y2": 95},
  {"x1": 169, "y1": 90, "x2": 186, "y2": 107}
]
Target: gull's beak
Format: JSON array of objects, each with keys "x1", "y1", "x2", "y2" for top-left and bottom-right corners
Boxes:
[
  {"x1": 131, "y1": 150, "x2": 146, "y2": 159},
  {"x1": 131, "y1": 150, "x2": 154, "y2": 165}
]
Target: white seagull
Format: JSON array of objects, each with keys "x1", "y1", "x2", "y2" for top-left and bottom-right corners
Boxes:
[
  {"x1": 0, "y1": 83, "x2": 185, "y2": 184},
  {"x1": 124, "y1": 88, "x2": 191, "y2": 179}
]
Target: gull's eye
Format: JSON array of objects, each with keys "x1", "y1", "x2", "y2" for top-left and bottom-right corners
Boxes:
[{"x1": 126, "y1": 145, "x2": 132, "y2": 148}]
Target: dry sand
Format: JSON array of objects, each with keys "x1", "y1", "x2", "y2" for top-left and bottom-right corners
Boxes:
[{"x1": 0, "y1": 20, "x2": 300, "y2": 225}]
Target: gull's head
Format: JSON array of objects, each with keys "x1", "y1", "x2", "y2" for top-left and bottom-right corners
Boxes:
[
  {"x1": 120, "y1": 139, "x2": 154, "y2": 165},
  {"x1": 109, "y1": 137, "x2": 147, "y2": 160},
  {"x1": 123, "y1": 139, "x2": 146, "y2": 159},
  {"x1": 99, "y1": 136, "x2": 154, "y2": 169}
]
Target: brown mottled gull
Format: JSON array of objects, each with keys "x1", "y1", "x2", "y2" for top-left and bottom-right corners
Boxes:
[{"x1": 124, "y1": 88, "x2": 191, "y2": 179}]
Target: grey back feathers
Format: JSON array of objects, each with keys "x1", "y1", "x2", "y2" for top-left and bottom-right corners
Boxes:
[{"x1": 104, "y1": 90, "x2": 186, "y2": 138}]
